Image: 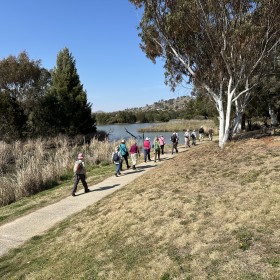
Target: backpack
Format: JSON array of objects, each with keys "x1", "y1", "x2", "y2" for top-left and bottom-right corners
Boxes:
[
  {"x1": 74, "y1": 161, "x2": 83, "y2": 173},
  {"x1": 154, "y1": 141, "x2": 160, "y2": 151},
  {"x1": 171, "y1": 135, "x2": 177, "y2": 143},
  {"x1": 191, "y1": 133, "x2": 196, "y2": 139},
  {"x1": 113, "y1": 152, "x2": 120, "y2": 162}
]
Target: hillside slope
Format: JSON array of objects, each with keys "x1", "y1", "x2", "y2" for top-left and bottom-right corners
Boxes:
[{"x1": 1, "y1": 136, "x2": 280, "y2": 279}]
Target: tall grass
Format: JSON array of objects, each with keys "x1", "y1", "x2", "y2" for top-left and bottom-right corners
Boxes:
[{"x1": 0, "y1": 137, "x2": 124, "y2": 207}]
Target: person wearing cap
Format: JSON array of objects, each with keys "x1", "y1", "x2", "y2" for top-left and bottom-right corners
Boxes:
[
  {"x1": 72, "y1": 153, "x2": 90, "y2": 196},
  {"x1": 159, "y1": 135, "x2": 165, "y2": 154},
  {"x1": 143, "y1": 136, "x2": 151, "y2": 162},
  {"x1": 119, "y1": 139, "x2": 130, "y2": 169}
]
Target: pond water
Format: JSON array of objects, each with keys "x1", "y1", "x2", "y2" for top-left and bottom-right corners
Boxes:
[{"x1": 97, "y1": 123, "x2": 186, "y2": 145}]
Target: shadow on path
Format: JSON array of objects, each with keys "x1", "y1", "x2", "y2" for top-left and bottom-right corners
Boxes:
[{"x1": 93, "y1": 184, "x2": 120, "y2": 192}]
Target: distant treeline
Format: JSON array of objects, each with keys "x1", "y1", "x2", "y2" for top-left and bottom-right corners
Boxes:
[{"x1": 94, "y1": 96, "x2": 217, "y2": 125}]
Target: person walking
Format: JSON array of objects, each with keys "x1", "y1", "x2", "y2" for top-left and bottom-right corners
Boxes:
[
  {"x1": 208, "y1": 127, "x2": 214, "y2": 141},
  {"x1": 130, "y1": 141, "x2": 140, "y2": 170},
  {"x1": 159, "y1": 135, "x2": 165, "y2": 154},
  {"x1": 119, "y1": 139, "x2": 130, "y2": 169},
  {"x1": 153, "y1": 136, "x2": 161, "y2": 162},
  {"x1": 143, "y1": 137, "x2": 151, "y2": 162},
  {"x1": 184, "y1": 129, "x2": 191, "y2": 148},
  {"x1": 199, "y1": 126, "x2": 205, "y2": 141},
  {"x1": 191, "y1": 130, "x2": 197, "y2": 146},
  {"x1": 112, "y1": 146, "x2": 122, "y2": 177},
  {"x1": 72, "y1": 153, "x2": 90, "y2": 196},
  {"x1": 171, "y1": 132, "x2": 178, "y2": 154}
]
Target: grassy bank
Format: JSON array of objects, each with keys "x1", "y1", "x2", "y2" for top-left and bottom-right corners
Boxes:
[
  {"x1": 0, "y1": 137, "x2": 137, "y2": 208},
  {"x1": 0, "y1": 136, "x2": 280, "y2": 279},
  {"x1": 138, "y1": 119, "x2": 217, "y2": 133}
]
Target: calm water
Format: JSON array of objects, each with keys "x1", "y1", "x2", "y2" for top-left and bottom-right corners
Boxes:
[{"x1": 97, "y1": 123, "x2": 185, "y2": 145}]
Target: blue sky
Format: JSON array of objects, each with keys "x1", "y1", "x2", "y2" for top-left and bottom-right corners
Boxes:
[{"x1": 0, "y1": 0, "x2": 191, "y2": 112}]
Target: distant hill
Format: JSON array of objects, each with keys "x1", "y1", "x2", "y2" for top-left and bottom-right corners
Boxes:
[
  {"x1": 93, "y1": 96, "x2": 191, "y2": 114},
  {"x1": 124, "y1": 95, "x2": 191, "y2": 112}
]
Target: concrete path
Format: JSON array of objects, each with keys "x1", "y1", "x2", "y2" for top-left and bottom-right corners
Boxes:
[{"x1": 0, "y1": 150, "x2": 184, "y2": 257}]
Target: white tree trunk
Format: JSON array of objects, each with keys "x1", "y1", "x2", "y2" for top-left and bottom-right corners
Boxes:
[{"x1": 217, "y1": 98, "x2": 225, "y2": 148}]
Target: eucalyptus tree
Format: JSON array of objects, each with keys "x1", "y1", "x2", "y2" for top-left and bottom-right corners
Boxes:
[
  {"x1": 129, "y1": 0, "x2": 280, "y2": 147},
  {"x1": 48, "y1": 48, "x2": 96, "y2": 136},
  {"x1": 0, "y1": 51, "x2": 51, "y2": 139}
]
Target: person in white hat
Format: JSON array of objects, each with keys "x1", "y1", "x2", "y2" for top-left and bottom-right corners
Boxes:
[
  {"x1": 72, "y1": 153, "x2": 90, "y2": 196},
  {"x1": 143, "y1": 136, "x2": 151, "y2": 162}
]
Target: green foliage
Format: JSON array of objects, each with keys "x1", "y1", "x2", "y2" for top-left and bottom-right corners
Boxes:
[
  {"x1": 235, "y1": 227, "x2": 254, "y2": 251},
  {"x1": 46, "y1": 48, "x2": 96, "y2": 136},
  {"x1": 0, "y1": 51, "x2": 51, "y2": 140},
  {"x1": 130, "y1": 0, "x2": 280, "y2": 146},
  {"x1": 161, "y1": 272, "x2": 171, "y2": 280},
  {"x1": 0, "y1": 91, "x2": 26, "y2": 141}
]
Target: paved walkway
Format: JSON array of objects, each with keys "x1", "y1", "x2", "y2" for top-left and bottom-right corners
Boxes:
[{"x1": 0, "y1": 150, "x2": 184, "y2": 257}]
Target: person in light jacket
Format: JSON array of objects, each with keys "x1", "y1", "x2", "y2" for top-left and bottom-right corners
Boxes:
[
  {"x1": 72, "y1": 153, "x2": 90, "y2": 196},
  {"x1": 112, "y1": 146, "x2": 122, "y2": 177},
  {"x1": 159, "y1": 135, "x2": 165, "y2": 154}
]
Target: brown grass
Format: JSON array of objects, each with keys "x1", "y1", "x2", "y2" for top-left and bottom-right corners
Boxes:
[
  {"x1": 138, "y1": 119, "x2": 217, "y2": 133},
  {"x1": 0, "y1": 137, "x2": 135, "y2": 206},
  {"x1": 0, "y1": 136, "x2": 279, "y2": 279}
]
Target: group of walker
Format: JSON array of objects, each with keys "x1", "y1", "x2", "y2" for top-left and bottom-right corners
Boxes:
[
  {"x1": 143, "y1": 135, "x2": 165, "y2": 163},
  {"x1": 71, "y1": 142, "x2": 138, "y2": 197},
  {"x1": 71, "y1": 127, "x2": 214, "y2": 196},
  {"x1": 112, "y1": 140, "x2": 140, "y2": 177},
  {"x1": 183, "y1": 126, "x2": 214, "y2": 148}
]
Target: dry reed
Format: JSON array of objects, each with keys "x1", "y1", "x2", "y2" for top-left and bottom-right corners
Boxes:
[
  {"x1": 138, "y1": 119, "x2": 217, "y2": 133},
  {"x1": 0, "y1": 137, "x2": 120, "y2": 206}
]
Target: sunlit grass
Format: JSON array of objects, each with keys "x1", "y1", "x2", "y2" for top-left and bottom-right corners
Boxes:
[{"x1": 0, "y1": 136, "x2": 279, "y2": 279}]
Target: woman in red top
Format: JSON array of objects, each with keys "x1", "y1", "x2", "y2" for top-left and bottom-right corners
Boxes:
[
  {"x1": 129, "y1": 141, "x2": 140, "y2": 170},
  {"x1": 143, "y1": 137, "x2": 151, "y2": 162}
]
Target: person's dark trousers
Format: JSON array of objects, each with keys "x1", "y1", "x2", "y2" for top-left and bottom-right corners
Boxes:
[
  {"x1": 160, "y1": 145, "x2": 164, "y2": 154},
  {"x1": 122, "y1": 154, "x2": 130, "y2": 168},
  {"x1": 172, "y1": 143, "x2": 178, "y2": 154},
  {"x1": 144, "y1": 149, "x2": 151, "y2": 162},
  {"x1": 147, "y1": 149, "x2": 151, "y2": 160},
  {"x1": 72, "y1": 174, "x2": 89, "y2": 194}
]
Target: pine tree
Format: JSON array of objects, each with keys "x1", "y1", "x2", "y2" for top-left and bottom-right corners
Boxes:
[{"x1": 48, "y1": 48, "x2": 96, "y2": 135}]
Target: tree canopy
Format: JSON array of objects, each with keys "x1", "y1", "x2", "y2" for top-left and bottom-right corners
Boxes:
[
  {"x1": 129, "y1": 0, "x2": 280, "y2": 147},
  {"x1": 0, "y1": 52, "x2": 50, "y2": 140},
  {"x1": 0, "y1": 49, "x2": 96, "y2": 141}
]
